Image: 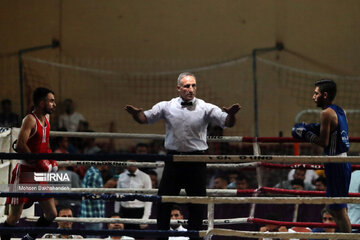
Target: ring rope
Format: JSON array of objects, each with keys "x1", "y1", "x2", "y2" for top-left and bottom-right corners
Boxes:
[
  {"x1": 248, "y1": 217, "x2": 360, "y2": 229},
  {"x1": 58, "y1": 161, "x2": 260, "y2": 169},
  {"x1": 68, "y1": 187, "x2": 360, "y2": 198},
  {"x1": 1, "y1": 153, "x2": 359, "y2": 164},
  {"x1": 69, "y1": 188, "x2": 238, "y2": 196},
  {"x1": 57, "y1": 160, "x2": 360, "y2": 171},
  {"x1": 206, "y1": 228, "x2": 360, "y2": 240},
  {"x1": 49, "y1": 130, "x2": 360, "y2": 143},
  {"x1": 0, "y1": 227, "x2": 199, "y2": 238},
  {"x1": 261, "y1": 162, "x2": 360, "y2": 170},
  {"x1": 0, "y1": 227, "x2": 358, "y2": 240},
  {"x1": 25, "y1": 216, "x2": 248, "y2": 225},
  {"x1": 24, "y1": 216, "x2": 360, "y2": 229},
  {"x1": 2, "y1": 192, "x2": 360, "y2": 204}
]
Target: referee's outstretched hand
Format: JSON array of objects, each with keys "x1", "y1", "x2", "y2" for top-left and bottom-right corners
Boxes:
[
  {"x1": 125, "y1": 105, "x2": 143, "y2": 115},
  {"x1": 223, "y1": 103, "x2": 241, "y2": 115},
  {"x1": 125, "y1": 105, "x2": 148, "y2": 124}
]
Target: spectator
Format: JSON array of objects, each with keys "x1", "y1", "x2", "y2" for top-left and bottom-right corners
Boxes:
[
  {"x1": 213, "y1": 174, "x2": 229, "y2": 189},
  {"x1": 114, "y1": 143, "x2": 152, "y2": 230},
  {"x1": 309, "y1": 208, "x2": 336, "y2": 239},
  {"x1": 83, "y1": 130, "x2": 102, "y2": 154},
  {"x1": 80, "y1": 165, "x2": 106, "y2": 236},
  {"x1": 54, "y1": 128, "x2": 79, "y2": 154},
  {"x1": 53, "y1": 130, "x2": 86, "y2": 180},
  {"x1": 228, "y1": 174, "x2": 249, "y2": 189},
  {"x1": 55, "y1": 164, "x2": 82, "y2": 210},
  {"x1": 348, "y1": 170, "x2": 360, "y2": 226},
  {"x1": 288, "y1": 168, "x2": 318, "y2": 185},
  {"x1": 58, "y1": 98, "x2": 85, "y2": 132},
  {"x1": 314, "y1": 177, "x2": 327, "y2": 191},
  {"x1": 42, "y1": 206, "x2": 83, "y2": 239},
  {"x1": 258, "y1": 214, "x2": 288, "y2": 240},
  {"x1": 105, "y1": 213, "x2": 135, "y2": 240},
  {"x1": 275, "y1": 169, "x2": 315, "y2": 191},
  {"x1": 227, "y1": 171, "x2": 239, "y2": 185},
  {"x1": 290, "y1": 179, "x2": 305, "y2": 191},
  {"x1": 169, "y1": 204, "x2": 189, "y2": 240},
  {"x1": 0, "y1": 99, "x2": 20, "y2": 127},
  {"x1": 146, "y1": 169, "x2": 159, "y2": 189}
]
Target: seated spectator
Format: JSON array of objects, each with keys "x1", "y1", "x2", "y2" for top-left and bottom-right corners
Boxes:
[
  {"x1": 146, "y1": 169, "x2": 159, "y2": 189},
  {"x1": 213, "y1": 174, "x2": 229, "y2": 189},
  {"x1": 290, "y1": 179, "x2": 305, "y2": 191},
  {"x1": 0, "y1": 99, "x2": 20, "y2": 127},
  {"x1": 114, "y1": 144, "x2": 152, "y2": 230},
  {"x1": 169, "y1": 204, "x2": 189, "y2": 240},
  {"x1": 53, "y1": 130, "x2": 86, "y2": 179},
  {"x1": 42, "y1": 206, "x2": 83, "y2": 239},
  {"x1": 227, "y1": 174, "x2": 249, "y2": 189},
  {"x1": 348, "y1": 170, "x2": 360, "y2": 227},
  {"x1": 55, "y1": 164, "x2": 82, "y2": 210},
  {"x1": 227, "y1": 171, "x2": 238, "y2": 186},
  {"x1": 105, "y1": 213, "x2": 135, "y2": 240},
  {"x1": 275, "y1": 169, "x2": 315, "y2": 191},
  {"x1": 288, "y1": 168, "x2": 318, "y2": 185},
  {"x1": 54, "y1": 127, "x2": 79, "y2": 154},
  {"x1": 314, "y1": 177, "x2": 327, "y2": 191},
  {"x1": 58, "y1": 98, "x2": 86, "y2": 132},
  {"x1": 309, "y1": 208, "x2": 336, "y2": 239},
  {"x1": 83, "y1": 130, "x2": 102, "y2": 154},
  {"x1": 258, "y1": 214, "x2": 288, "y2": 240},
  {"x1": 80, "y1": 166, "x2": 106, "y2": 236}
]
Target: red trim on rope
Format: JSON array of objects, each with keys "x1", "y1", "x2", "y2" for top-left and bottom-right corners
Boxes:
[
  {"x1": 248, "y1": 217, "x2": 360, "y2": 229},
  {"x1": 260, "y1": 162, "x2": 360, "y2": 170}
]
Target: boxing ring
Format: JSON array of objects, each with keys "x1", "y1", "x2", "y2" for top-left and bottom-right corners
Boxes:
[{"x1": 1, "y1": 129, "x2": 360, "y2": 239}]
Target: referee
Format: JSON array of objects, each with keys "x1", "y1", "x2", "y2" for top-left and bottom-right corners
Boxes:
[{"x1": 125, "y1": 72, "x2": 241, "y2": 240}]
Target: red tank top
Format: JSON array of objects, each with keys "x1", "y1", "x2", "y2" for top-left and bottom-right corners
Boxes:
[{"x1": 27, "y1": 113, "x2": 50, "y2": 153}]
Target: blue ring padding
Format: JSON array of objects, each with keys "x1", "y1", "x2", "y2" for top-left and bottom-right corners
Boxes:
[
  {"x1": 0, "y1": 153, "x2": 172, "y2": 162},
  {"x1": 0, "y1": 192, "x2": 161, "y2": 202},
  {"x1": 0, "y1": 227, "x2": 200, "y2": 237}
]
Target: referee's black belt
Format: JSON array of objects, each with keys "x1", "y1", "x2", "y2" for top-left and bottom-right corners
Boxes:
[{"x1": 167, "y1": 150, "x2": 205, "y2": 155}]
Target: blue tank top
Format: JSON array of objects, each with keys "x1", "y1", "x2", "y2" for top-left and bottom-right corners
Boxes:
[{"x1": 324, "y1": 104, "x2": 350, "y2": 155}]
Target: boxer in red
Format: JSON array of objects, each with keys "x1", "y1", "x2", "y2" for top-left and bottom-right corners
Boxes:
[{"x1": 1, "y1": 87, "x2": 58, "y2": 240}]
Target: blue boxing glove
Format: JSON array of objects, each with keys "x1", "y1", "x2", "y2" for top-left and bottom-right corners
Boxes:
[
  {"x1": 292, "y1": 122, "x2": 319, "y2": 143},
  {"x1": 292, "y1": 122, "x2": 307, "y2": 139},
  {"x1": 305, "y1": 123, "x2": 320, "y2": 136}
]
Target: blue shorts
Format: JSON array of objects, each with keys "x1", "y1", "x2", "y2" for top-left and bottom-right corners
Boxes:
[{"x1": 324, "y1": 162, "x2": 351, "y2": 210}]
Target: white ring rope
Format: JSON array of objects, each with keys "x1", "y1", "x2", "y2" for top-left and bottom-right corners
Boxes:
[
  {"x1": 160, "y1": 196, "x2": 360, "y2": 205},
  {"x1": 25, "y1": 216, "x2": 248, "y2": 225},
  {"x1": 58, "y1": 161, "x2": 259, "y2": 169},
  {"x1": 70, "y1": 188, "x2": 238, "y2": 196},
  {"x1": 172, "y1": 155, "x2": 360, "y2": 163},
  {"x1": 50, "y1": 131, "x2": 244, "y2": 142},
  {"x1": 204, "y1": 228, "x2": 360, "y2": 240}
]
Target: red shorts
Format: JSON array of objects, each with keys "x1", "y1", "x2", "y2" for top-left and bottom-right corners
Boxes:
[{"x1": 6, "y1": 163, "x2": 51, "y2": 206}]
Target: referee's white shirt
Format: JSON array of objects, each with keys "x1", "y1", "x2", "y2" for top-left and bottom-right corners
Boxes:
[
  {"x1": 115, "y1": 169, "x2": 152, "y2": 219},
  {"x1": 144, "y1": 97, "x2": 228, "y2": 152}
]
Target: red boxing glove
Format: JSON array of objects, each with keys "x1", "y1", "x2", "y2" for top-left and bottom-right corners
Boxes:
[
  {"x1": 36, "y1": 160, "x2": 52, "y2": 172},
  {"x1": 51, "y1": 160, "x2": 58, "y2": 172},
  {"x1": 47, "y1": 148, "x2": 58, "y2": 172}
]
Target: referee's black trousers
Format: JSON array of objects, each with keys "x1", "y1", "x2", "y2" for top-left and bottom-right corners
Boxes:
[{"x1": 157, "y1": 156, "x2": 206, "y2": 240}]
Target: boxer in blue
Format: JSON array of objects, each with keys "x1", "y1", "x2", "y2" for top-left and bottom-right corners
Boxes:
[{"x1": 292, "y1": 79, "x2": 351, "y2": 233}]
